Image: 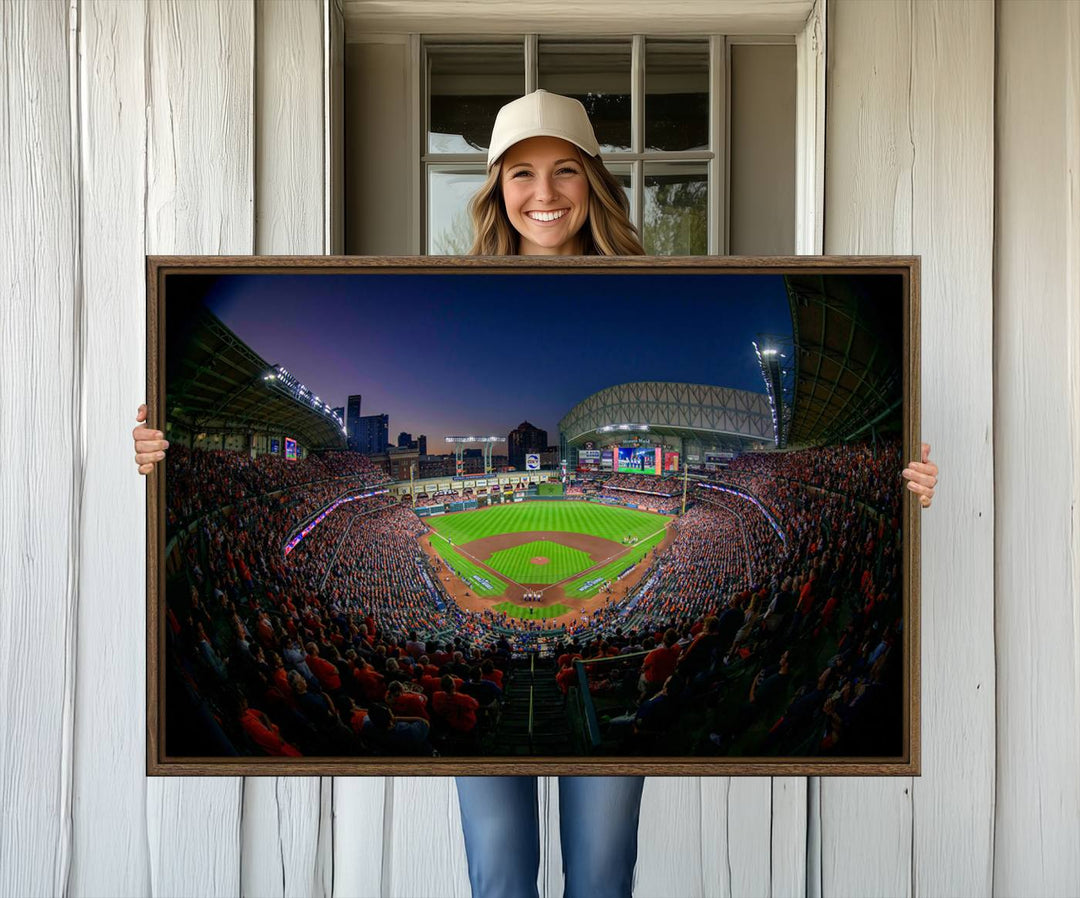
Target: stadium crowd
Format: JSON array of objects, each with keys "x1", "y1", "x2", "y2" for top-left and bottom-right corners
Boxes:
[
  {"x1": 594, "y1": 492, "x2": 681, "y2": 514},
  {"x1": 168, "y1": 500, "x2": 510, "y2": 756},
  {"x1": 724, "y1": 441, "x2": 902, "y2": 514},
  {"x1": 558, "y1": 438, "x2": 905, "y2": 756},
  {"x1": 165, "y1": 437, "x2": 905, "y2": 758},
  {"x1": 602, "y1": 473, "x2": 681, "y2": 495},
  {"x1": 166, "y1": 446, "x2": 388, "y2": 535}
]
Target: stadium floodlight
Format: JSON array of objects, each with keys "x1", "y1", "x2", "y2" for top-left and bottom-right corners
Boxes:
[
  {"x1": 753, "y1": 338, "x2": 789, "y2": 448},
  {"x1": 598, "y1": 423, "x2": 649, "y2": 433},
  {"x1": 445, "y1": 436, "x2": 504, "y2": 443}
]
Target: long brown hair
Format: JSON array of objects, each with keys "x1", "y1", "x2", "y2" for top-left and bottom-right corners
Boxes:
[{"x1": 467, "y1": 149, "x2": 645, "y2": 256}]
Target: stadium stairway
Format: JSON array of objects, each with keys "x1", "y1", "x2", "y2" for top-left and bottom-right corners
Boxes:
[{"x1": 486, "y1": 656, "x2": 576, "y2": 756}]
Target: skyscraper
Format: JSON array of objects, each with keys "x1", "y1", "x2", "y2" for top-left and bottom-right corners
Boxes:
[
  {"x1": 417, "y1": 434, "x2": 427, "y2": 456},
  {"x1": 346, "y1": 394, "x2": 363, "y2": 451},
  {"x1": 507, "y1": 421, "x2": 548, "y2": 470},
  {"x1": 397, "y1": 431, "x2": 413, "y2": 448},
  {"x1": 357, "y1": 414, "x2": 389, "y2": 454}
]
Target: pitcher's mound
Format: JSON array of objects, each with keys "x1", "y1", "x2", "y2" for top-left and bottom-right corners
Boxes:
[{"x1": 530, "y1": 556, "x2": 550, "y2": 565}]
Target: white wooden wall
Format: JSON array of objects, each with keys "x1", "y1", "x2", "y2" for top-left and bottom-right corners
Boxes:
[
  {"x1": 824, "y1": 2, "x2": 996, "y2": 894},
  {"x1": 1, "y1": 1, "x2": 1077, "y2": 896},
  {"x1": 993, "y1": 0, "x2": 1080, "y2": 892}
]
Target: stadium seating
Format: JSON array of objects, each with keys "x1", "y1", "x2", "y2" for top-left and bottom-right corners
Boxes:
[{"x1": 164, "y1": 440, "x2": 904, "y2": 758}]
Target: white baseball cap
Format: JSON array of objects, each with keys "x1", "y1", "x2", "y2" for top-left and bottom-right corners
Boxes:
[{"x1": 486, "y1": 90, "x2": 601, "y2": 169}]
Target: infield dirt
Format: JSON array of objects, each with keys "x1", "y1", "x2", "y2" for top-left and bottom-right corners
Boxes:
[{"x1": 418, "y1": 517, "x2": 675, "y2": 626}]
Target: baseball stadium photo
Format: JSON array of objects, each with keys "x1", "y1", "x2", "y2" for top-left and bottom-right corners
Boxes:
[{"x1": 155, "y1": 262, "x2": 913, "y2": 767}]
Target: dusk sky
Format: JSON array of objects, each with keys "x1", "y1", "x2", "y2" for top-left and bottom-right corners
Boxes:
[{"x1": 193, "y1": 272, "x2": 792, "y2": 450}]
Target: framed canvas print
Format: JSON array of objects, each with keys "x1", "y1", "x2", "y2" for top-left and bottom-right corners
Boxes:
[{"x1": 147, "y1": 255, "x2": 920, "y2": 776}]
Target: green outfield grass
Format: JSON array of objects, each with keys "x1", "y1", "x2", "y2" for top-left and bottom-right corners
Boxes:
[
  {"x1": 565, "y1": 528, "x2": 667, "y2": 597},
  {"x1": 492, "y1": 601, "x2": 572, "y2": 620},
  {"x1": 486, "y1": 540, "x2": 593, "y2": 584},
  {"x1": 427, "y1": 501, "x2": 664, "y2": 545},
  {"x1": 426, "y1": 502, "x2": 670, "y2": 596},
  {"x1": 434, "y1": 542, "x2": 506, "y2": 597}
]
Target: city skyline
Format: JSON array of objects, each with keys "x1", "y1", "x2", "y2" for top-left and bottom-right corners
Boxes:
[{"x1": 184, "y1": 271, "x2": 793, "y2": 449}]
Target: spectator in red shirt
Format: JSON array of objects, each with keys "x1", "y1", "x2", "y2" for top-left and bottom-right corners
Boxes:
[
  {"x1": 815, "y1": 595, "x2": 840, "y2": 637},
  {"x1": 387, "y1": 681, "x2": 430, "y2": 721},
  {"x1": 639, "y1": 628, "x2": 681, "y2": 698},
  {"x1": 304, "y1": 641, "x2": 341, "y2": 692},
  {"x1": 352, "y1": 658, "x2": 387, "y2": 703},
  {"x1": 420, "y1": 670, "x2": 462, "y2": 698},
  {"x1": 237, "y1": 696, "x2": 301, "y2": 757},
  {"x1": 255, "y1": 611, "x2": 275, "y2": 648},
  {"x1": 432, "y1": 675, "x2": 480, "y2": 733},
  {"x1": 556, "y1": 659, "x2": 579, "y2": 696},
  {"x1": 336, "y1": 695, "x2": 368, "y2": 734},
  {"x1": 556, "y1": 643, "x2": 582, "y2": 671},
  {"x1": 480, "y1": 659, "x2": 504, "y2": 690}
]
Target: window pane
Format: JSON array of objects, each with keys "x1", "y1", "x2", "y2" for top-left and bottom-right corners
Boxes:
[
  {"x1": 645, "y1": 40, "x2": 709, "y2": 152},
  {"x1": 538, "y1": 41, "x2": 632, "y2": 153},
  {"x1": 428, "y1": 167, "x2": 487, "y2": 254},
  {"x1": 729, "y1": 44, "x2": 796, "y2": 254},
  {"x1": 643, "y1": 163, "x2": 707, "y2": 255},
  {"x1": 428, "y1": 44, "x2": 524, "y2": 154},
  {"x1": 604, "y1": 163, "x2": 634, "y2": 222}
]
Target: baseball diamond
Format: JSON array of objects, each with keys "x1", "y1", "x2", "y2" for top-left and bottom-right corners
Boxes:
[{"x1": 425, "y1": 502, "x2": 671, "y2": 604}]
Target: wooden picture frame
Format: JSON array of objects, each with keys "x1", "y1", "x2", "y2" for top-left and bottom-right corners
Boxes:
[{"x1": 147, "y1": 255, "x2": 920, "y2": 776}]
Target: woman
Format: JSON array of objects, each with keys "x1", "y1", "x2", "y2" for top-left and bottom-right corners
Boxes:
[
  {"x1": 451, "y1": 91, "x2": 649, "y2": 898},
  {"x1": 133, "y1": 90, "x2": 939, "y2": 898}
]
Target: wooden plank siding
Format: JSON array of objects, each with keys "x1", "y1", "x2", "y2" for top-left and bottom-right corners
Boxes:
[
  {"x1": 1, "y1": 2, "x2": 1077, "y2": 897},
  {"x1": 142, "y1": 1, "x2": 253, "y2": 891},
  {"x1": 823, "y1": 2, "x2": 997, "y2": 897},
  {"x1": 71, "y1": 1, "x2": 152, "y2": 895},
  {"x1": 244, "y1": 3, "x2": 335, "y2": 897},
  {"x1": 993, "y1": 1, "x2": 1080, "y2": 893},
  {"x1": 0, "y1": 2, "x2": 80, "y2": 894}
]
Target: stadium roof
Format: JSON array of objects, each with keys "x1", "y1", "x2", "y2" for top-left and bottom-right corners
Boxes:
[
  {"x1": 784, "y1": 274, "x2": 904, "y2": 446},
  {"x1": 166, "y1": 306, "x2": 348, "y2": 450},
  {"x1": 559, "y1": 382, "x2": 774, "y2": 453}
]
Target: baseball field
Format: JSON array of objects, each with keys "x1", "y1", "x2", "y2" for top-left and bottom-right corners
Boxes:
[{"x1": 424, "y1": 501, "x2": 670, "y2": 609}]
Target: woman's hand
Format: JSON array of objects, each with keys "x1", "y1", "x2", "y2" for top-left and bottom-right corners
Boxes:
[
  {"x1": 133, "y1": 403, "x2": 169, "y2": 475},
  {"x1": 902, "y1": 442, "x2": 938, "y2": 508}
]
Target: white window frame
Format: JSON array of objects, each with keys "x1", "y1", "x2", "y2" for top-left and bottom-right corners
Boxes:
[{"x1": 398, "y1": 0, "x2": 825, "y2": 256}]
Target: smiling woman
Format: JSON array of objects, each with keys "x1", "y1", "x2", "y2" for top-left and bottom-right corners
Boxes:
[
  {"x1": 454, "y1": 89, "x2": 651, "y2": 898},
  {"x1": 500, "y1": 137, "x2": 591, "y2": 255},
  {"x1": 467, "y1": 90, "x2": 644, "y2": 257}
]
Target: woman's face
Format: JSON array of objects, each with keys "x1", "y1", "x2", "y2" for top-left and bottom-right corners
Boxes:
[{"x1": 499, "y1": 136, "x2": 590, "y2": 255}]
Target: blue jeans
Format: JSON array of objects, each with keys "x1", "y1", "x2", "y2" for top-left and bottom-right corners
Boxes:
[{"x1": 455, "y1": 775, "x2": 646, "y2": 898}]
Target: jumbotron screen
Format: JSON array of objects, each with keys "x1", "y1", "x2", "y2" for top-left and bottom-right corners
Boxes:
[
  {"x1": 617, "y1": 446, "x2": 660, "y2": 474},
  {"x1": 284, "y1": 437, "x2": 298, "y2": 460}
]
